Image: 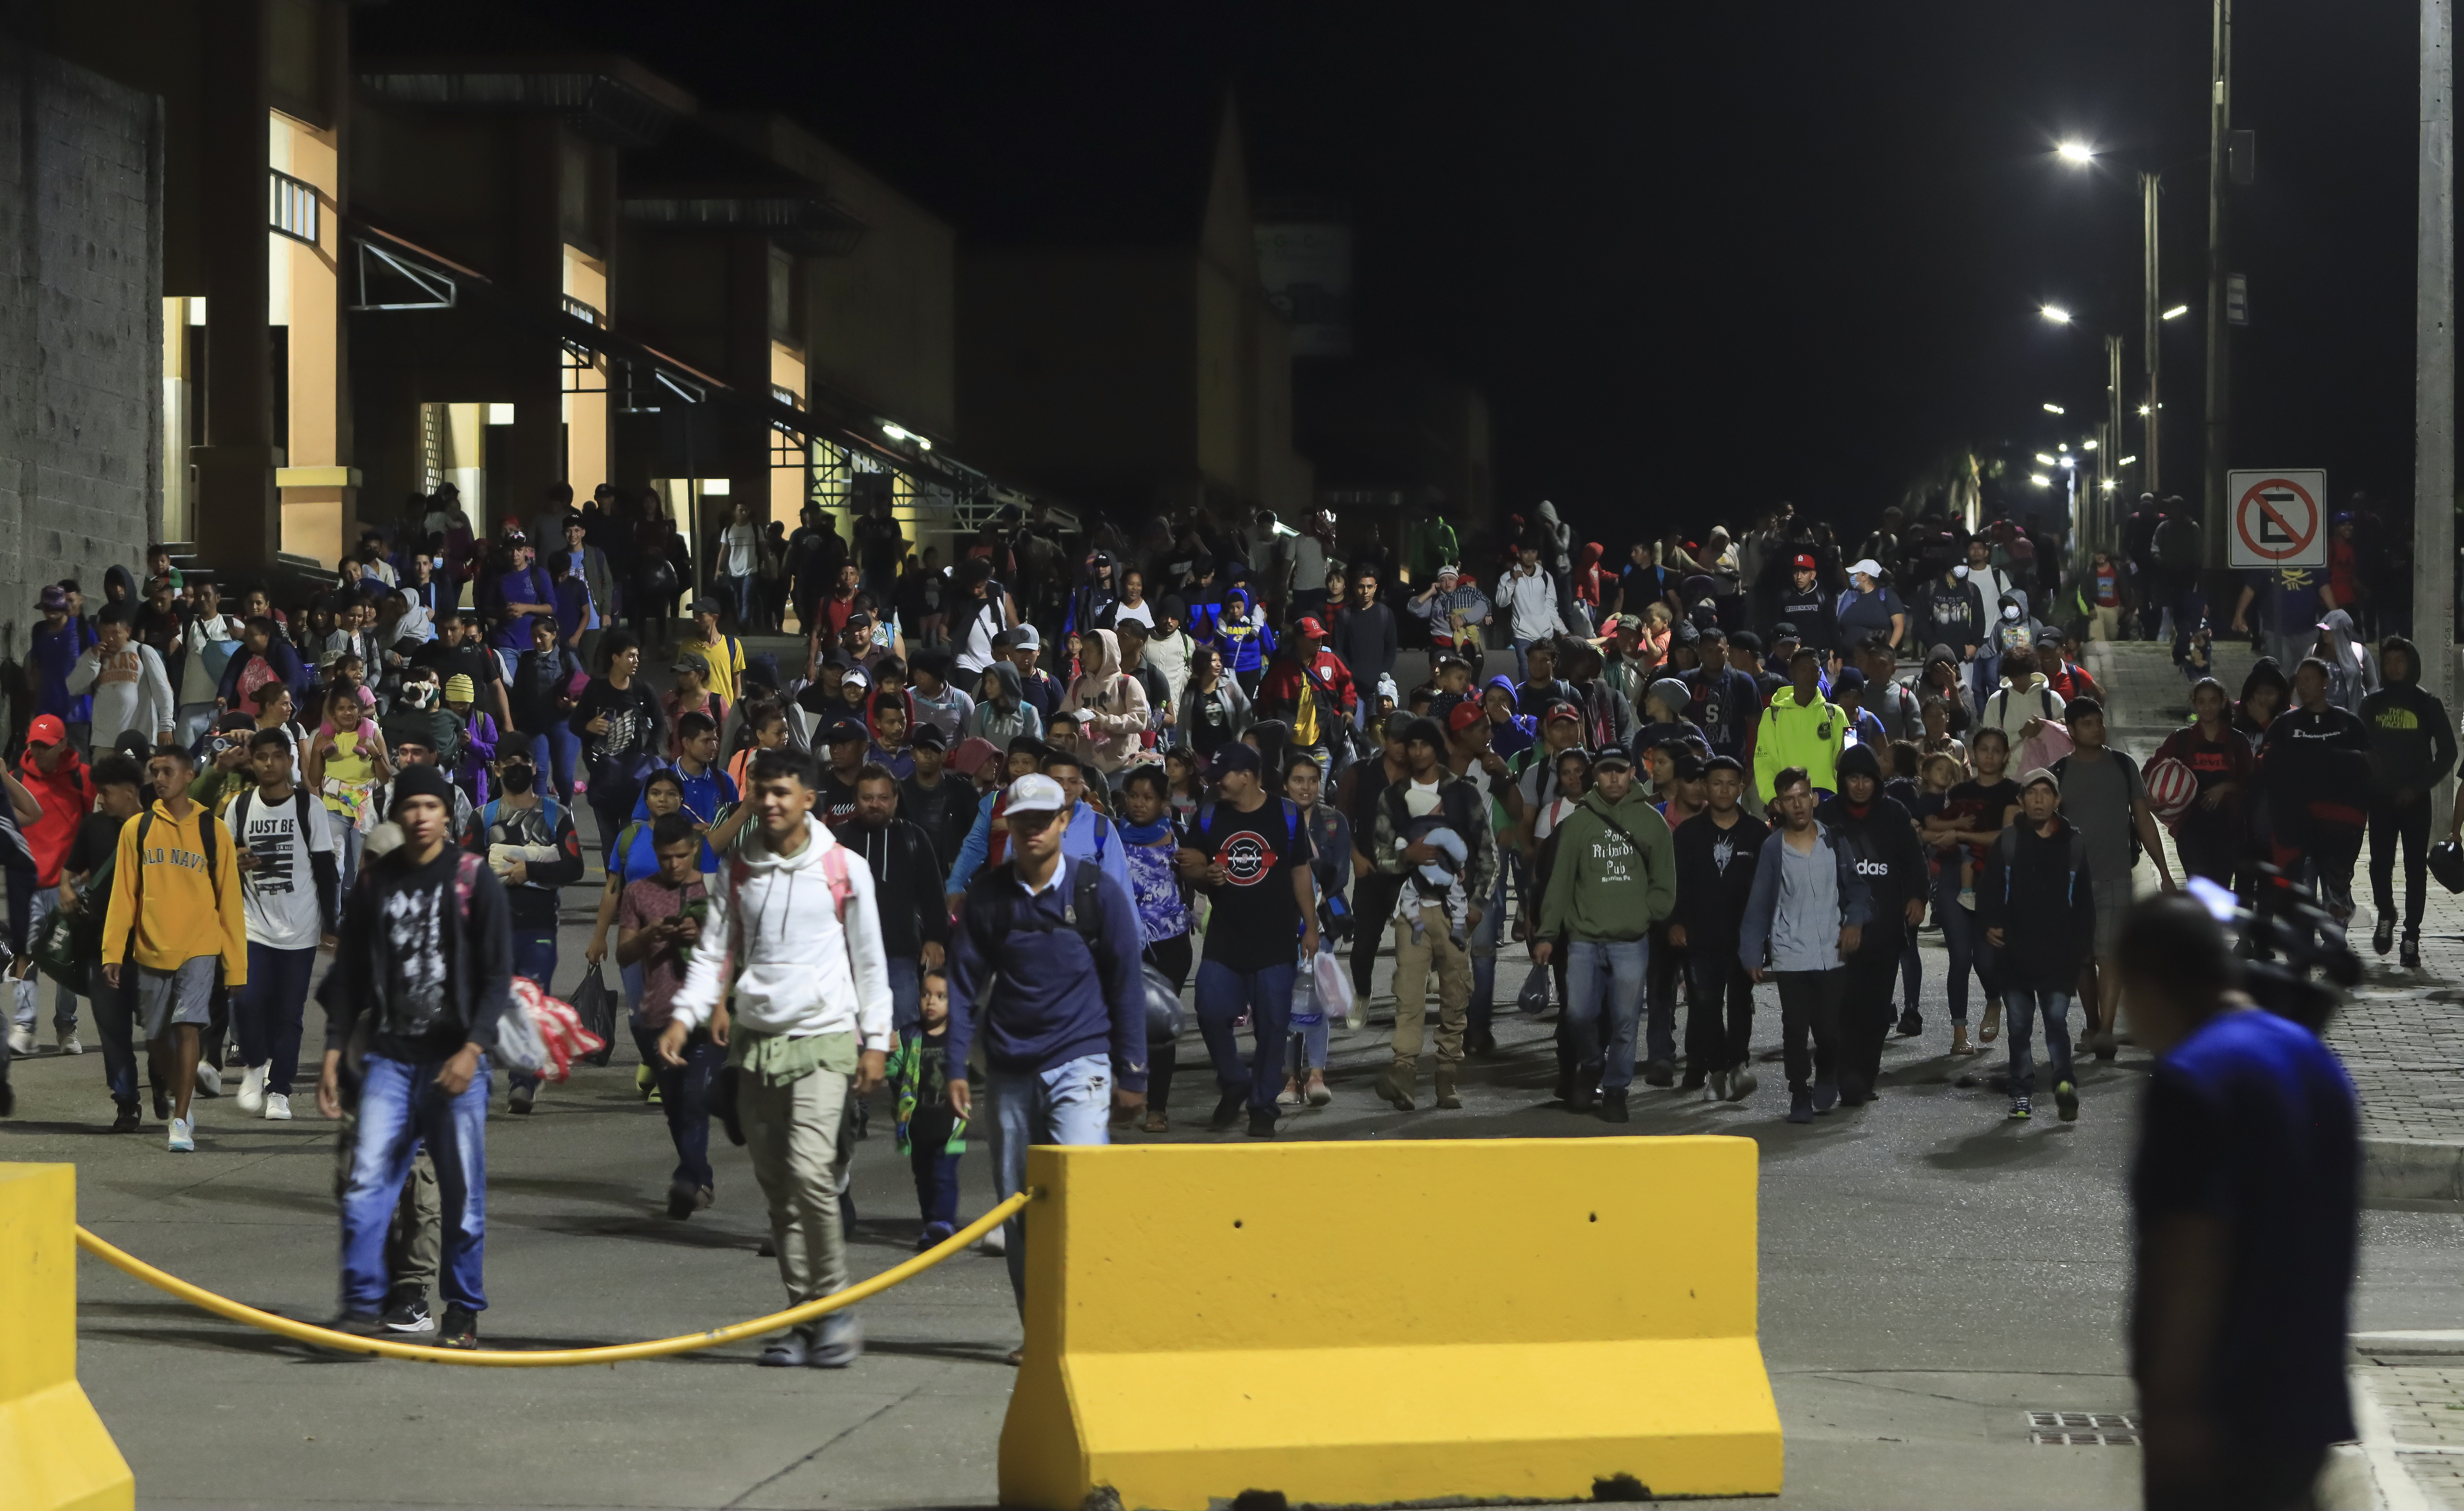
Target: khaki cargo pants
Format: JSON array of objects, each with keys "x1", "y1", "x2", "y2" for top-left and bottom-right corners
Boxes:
[{"x1": 1389, "y1": 904, "x2": 1472, "y2": 1068}]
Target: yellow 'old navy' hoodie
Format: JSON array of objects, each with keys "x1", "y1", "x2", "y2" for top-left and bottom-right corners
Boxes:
[{"x1": 102, "y1": 798, "x2": 249, "y2": 983}]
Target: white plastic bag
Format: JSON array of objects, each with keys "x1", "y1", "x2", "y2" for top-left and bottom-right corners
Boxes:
[{"x1": 1311, "y1": 948, "x2": 1352, "y2": 1029}]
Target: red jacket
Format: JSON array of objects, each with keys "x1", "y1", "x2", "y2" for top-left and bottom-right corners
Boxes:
[
  {"x1": 1259, "y1": 649, "x2": 1359, "y2": 721},
  {"x1": 17, "y1": 746, "x2": 92, "y2": 887}
]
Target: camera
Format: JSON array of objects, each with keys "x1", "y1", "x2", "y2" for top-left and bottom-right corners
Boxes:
[{"x1": 2184, "y1": 869, "x2": 2361, "y2": 1034}]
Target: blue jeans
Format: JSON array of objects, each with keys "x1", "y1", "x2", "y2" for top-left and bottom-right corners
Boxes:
[
  {"x1": 235, "y1": 942, "x2": 317, "y2": 1095},
  {"x1": 523, "y1": 728, "x2": 579, "y2": 803},
  {"x1": 1968, "y1": 651, "x2": 2000, "y2": 712},
  {"x1": 341, "y1": 1052, "x2": 490, "y2": 1313},
  {"x1": 2004, "y1": 987, "x2": 2074, "y2": 1097},
  {"x1": 1935, "y1": 871, "x2": 1996, "y2": 1026},
  {"x1": 87, "y1": 965, "x2": 153, "y2": 1111},
  {"x1": 1467, "y1": 867, "x2": 1508, "y2": 1038},
  {"x1": 630, "y1": 1022, "x2": 723, "y2": 1190},
  {"x1": 1512, "y1": 637, "x2": 1540, "y2": 680},
  {"x1": 1563, "y1": 938, "x2": 1647, "y2": 1091},
  {"x1": 509, "y1": 927, "x2": 556, "y2": 1095},
  {"x1": 884, "y1": 956, "x2": 921, "y2": 1036},
  {"x1": 1195, "y1": 957, "x2": 1298, "y2": 1119},
  {"x1": 989, "y1": 1053, "x2": 1112, "y2": 1308}
]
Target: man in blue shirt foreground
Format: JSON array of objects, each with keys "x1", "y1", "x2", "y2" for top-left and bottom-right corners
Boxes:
[{"x1": 2120, "y1": 895, "x2": 2358, "y2": 1511}]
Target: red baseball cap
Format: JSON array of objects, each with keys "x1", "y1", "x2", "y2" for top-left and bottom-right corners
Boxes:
[
  {"x1": 1295, "y1": 616, "x2": 1328, "y2": 638},
  {"x1": 1792, "y1": 553, "x2": 1817, "y2": 571},
  {"x1": 1545, "y1": 701, "x2": 1582, "y2": 725},
  {"x1": 1446, "y1": 700, "x2": 1487, "y2": 734},
  {"x1": 26, "y1": 713, "x2": 65, "y2": 747}
]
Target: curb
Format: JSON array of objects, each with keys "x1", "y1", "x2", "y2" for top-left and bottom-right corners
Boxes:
[{"x1": 2362, "y1": 1137, "x2": 2464, "y2": 1202}]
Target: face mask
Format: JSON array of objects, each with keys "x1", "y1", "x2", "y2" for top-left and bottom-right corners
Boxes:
[
  {"x1": 2002, "y1": 605, "x2": 2019, "y2": 621},
  {"x1": 1953, "y1": 565, "x2": 1970, "y2": 580},
  {"x1": 499, "y1": 764, "x2": 536, "y2": 794}
]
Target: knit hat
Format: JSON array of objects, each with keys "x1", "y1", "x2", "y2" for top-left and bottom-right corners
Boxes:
[
  {"x1": 387, "y1": 764, "x2": 458, "y2": 816},
  {"x1": 443, "y1": 673, "x2": 477, "y2": 703}
]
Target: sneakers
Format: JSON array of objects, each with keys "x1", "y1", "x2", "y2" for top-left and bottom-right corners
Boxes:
[
  {"x1": 1304, "y1": 1073, "x2": 1332, "y2": 1107},
  {"x1": 2374, "y1": 916, "x2": 2396, "y2": 956},
  {"x1": 236, "y1": 1064, "x2": 268, "y2": 1116},
  {"x1": 916, "y1": 1221, "x2": 956, "y2": 1251},
  {"x1": 508, "y1": 1082, "x2": 536, "y2": 1115},
  {"x1": 1810, "y1": 1079, "x2": 1838, "y2": 1114},
  {"x1": 151, "y1": 1084, "x2": 170, "y2": 1122},
  {"x1": 264, "y1": 1093, "x2": 293, "y2": 1121},
  {"x1": 438, "y1": 1304, "x2": 479, "y2": 1350},
  {"x1": 1895, "y1": 1009, "x2": 1923, "y2": 1038},
  {"x1": 1466, "y1": 1026, "x2": 1498, "y2": 1057},
  {"x1": 1371, "y1": 1065, "x2": 1416, "y2": 1112},
  {"x1": 635, "y1": 1064, "x2": 656, "y2": 1100},
  {"x1": 1641, "y1": 1059, "x2": 1675, "y2": 1089},
  {"x1": 6, "y1": 1025, "x2": 32, "y2": 1057},
  {"x1": 1245, "y1": 1109, "x2": 1276, "y2": 1138},
  {"x1": 167, "y1": 1116, "x2": 195, "y2": 1152},
  {"x1": 109, "y1": 1104, "x2": 141, "y2": 1133},
  {"x1": 2403, "y1": 933, "x2": 2424, "y2": 970},
  {"x1": 1980, "y1": 999, "x2": 2002, "y2": 1044},
  {"x1": 667, "y1": 1176, "x2": 714, "y2": 1220},
  {"x1": 1786, "y1": 1090, "x2": 1814, "y2": 1124},
  {"x1": 193, "y1": 1061, "x2": 222, "y2": 1097},
  {"x1": 2008, "y1": 1096, "x2": 2032, "y2": 1121},
  {"x1": 1727, "y1": 1070, "x2": 1758, "y2": 1102},
  {"x1": 1597, "y1": 1088, "x2": 1629, "y2": 1124},
  {"x1": 55, "y1": 1025, "x2": 83, "y2": 1055},
  {"x1": 759, "y1": 1331, "x2": 815, "y2": 1367},
  {"x1": 1706, "y1": 1070, "x2": 1729, "y2": 1104},
  {"x1": 1208, "y1": 1092, "x2": 1244, "y2": 1132},
  {"x1": 977, "y1": 1224, "x2": 1007, "y2": 1257},
  {"x1": 808, "y1": 1311, "x2": 862, "y2": 1369},
  {"x1": 381, "y1": 1291, "x2": 435, "y2": 1334},
  {"x1": 2054, "y1": 1079, "x2": 2079, "y2": 1123},
  {"x1": 1275, "y1": 1079, "x2": 1304, "y2": 1108},
  {"x1": 1679, "y1": 1066, "x2": 1707, "y2": 1093},
  {"x1": 329, "y1": 1310, "x2": 389, "y2": 1340}
]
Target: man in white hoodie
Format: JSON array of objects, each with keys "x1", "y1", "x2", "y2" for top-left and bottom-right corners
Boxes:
[
  {"x1": 68, "y1": 604, "x2": 176, "y2": 753},
  {"x1": 1496, "y1": 544, "x2": 1566, "y2": 681},
  {"x1": 663, "y1": 743, "x2": 893, "y2": 1369}
]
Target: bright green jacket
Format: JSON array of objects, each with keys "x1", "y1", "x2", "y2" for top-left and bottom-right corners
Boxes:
[
  {"x1": 1534, "y1": 787, "x2": 1676, "y2": 944},
  {"x1": 1751, "y1": 686, "x2": 1847, "y2": 802}
]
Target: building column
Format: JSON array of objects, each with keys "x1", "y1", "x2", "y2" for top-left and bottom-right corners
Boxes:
[
  {"x1": 192, "y1": 0, "x2": 279, "y2": 570},
  {"x1": 501, "y1": 115, "x2": 569, "y2": 530},
  {"x1": 721, "y1": 232, "x2": 778, "y2": 525}
]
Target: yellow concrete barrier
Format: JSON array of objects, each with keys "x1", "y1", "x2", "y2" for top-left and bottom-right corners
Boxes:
[
  {"x1": 998, "y1": 1136, "x2": 1780, "y2": 1510},
  {"x1": 0, "y1": 1164, "x2": 134, "y2": 1511}
]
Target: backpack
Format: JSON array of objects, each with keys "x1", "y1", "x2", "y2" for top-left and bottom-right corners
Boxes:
[
  {"x1": 1989, "y1": 683, "x2": 2058, "y2": 725},
  {"x1": 476, "y1": 797, "x2": 566, "y2": 884},
  {"x1": 1990, "y1": 825, "x2": 2091, "y2": 905},
  {"x1": 125, "y1": 805, "x2": 225, "y2": 965}
]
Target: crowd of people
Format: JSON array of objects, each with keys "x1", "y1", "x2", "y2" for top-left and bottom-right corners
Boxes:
[{"x1": 0, "y1": 480, "x2": 2402, "y2": 1399}]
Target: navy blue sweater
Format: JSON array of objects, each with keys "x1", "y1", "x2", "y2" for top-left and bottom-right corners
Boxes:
[{"x1": 946, "y1": 856, "x2": 1149, "y2": 1091}]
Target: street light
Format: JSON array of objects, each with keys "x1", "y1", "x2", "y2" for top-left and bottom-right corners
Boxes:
[
  {"x1": 2044, "y1": 402, "x2": 2066, "y2": 414},
  {"x1": 2057, "y1": 140, "x2": 2096, "y2": 163},
  {"x1": 2041, "y1": 305, "x2": 2073, "y2": 323},
  {"x1": 2082, "y1": 438, "x2": 2099, "y2": 451},
  {"x1": 2029, "y1": 473, "x2": 2052, "y2": 487},
  {"x1": 2118, "y1": 455, "x2": 2139, "y2": 466},
  {"x1": 2163, "y1": 304, "x2": 2191, "y2": 320},
  {"x1": 2036, "y1": 453, "x2": 2058, "y2": 466}
]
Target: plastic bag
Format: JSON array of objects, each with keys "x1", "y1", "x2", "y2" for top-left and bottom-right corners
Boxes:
[
  {"x1": 569, "y1": 963, "x2": 617, "y2": 1067},
  {"x1": 492, "y1": 978, "x2": 603, "y2": 1082},
  {"x1": 2432, "y1": 839, "x2": 2464, "y2": 895},
  {"x1": 1311, "y1": 949, "x2": 1351, "y2": 1028},
  {"x1": 1517, "y1": 960, "x2": 1552, "y2": 1015},
  {"x1": 1289, "y1": 953, "x2": 1324, "y2": 1028}
]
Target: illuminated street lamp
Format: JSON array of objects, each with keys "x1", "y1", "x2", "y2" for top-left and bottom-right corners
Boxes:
[
  {"x1": 2057, "y1": 141, "x2": 2096, "y2": 164},
  {"x1": 2162, "y1": 304, "x2": 2190, "y2": 320},
  {"x1": 2043, "y1": 402, "x2": 2066, "y2": 414},
  {"x1": 2041, "y1": 305, "x2": 2072, "y2": 324},
  {"x1": 2028, "y1": 474, "x2": 2052, "y2": 488}
]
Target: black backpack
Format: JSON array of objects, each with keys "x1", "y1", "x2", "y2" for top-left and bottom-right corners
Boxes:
[
  {"x1": 124, "y1": 804, "x2": 225, "y2": 964},
  {"x1": 997, "y1": 855, "x2": 1106, "y2": 955}
]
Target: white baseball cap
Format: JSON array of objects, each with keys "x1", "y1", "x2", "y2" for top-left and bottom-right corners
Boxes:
[
  {"x1": 1848, "y1": 558, "x2": 1884, "y2": 578},
  {"x1": 1005, "y1": 772, "x2": 1068, "y2": 816}
]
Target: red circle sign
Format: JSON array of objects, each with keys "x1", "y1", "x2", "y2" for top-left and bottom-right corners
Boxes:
[{"x1": 2234, "y1": 477, "x2": 2320, "y2": 562}]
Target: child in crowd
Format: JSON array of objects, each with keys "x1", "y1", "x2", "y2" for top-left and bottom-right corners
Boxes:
[
  {"x1": 302, "y1": 686, "x2": 390, "y2": 891},
  {"x1": 2175, "y1": 616, "x2": 2215, "y2": 685},
  {"x1": 663, "y1": 654, "x2": 726, "y2": 756},
  {"x1": 1919, "y1": 696, "x2": 1969, "y2": 769},
  {"x1": 907, "y1": 651, "x2": 975, "y2": 745},
  {"x1": 725, "y1": 700, "x2": 792, "y2": 797},
  {"x1": 441, "y1": 672, "x2": 502, "y2": 807},
  {"x1": 1162, "y1": 745, "x2": 1204, "y2": 826},
  {"x1": 1279, "y1": 753, "x2": 1348, "y2": 1109},
  {"x1": 888, "y1": 968, "x2": 967, "y2": 1248}
]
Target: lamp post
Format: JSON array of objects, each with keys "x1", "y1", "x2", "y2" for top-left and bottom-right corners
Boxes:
[
  {"x1": 2057, "y1": 143, "x2": 2169, "y2": 502},
  {"x1": 2417, "y1": 0, "x2": 2456, "y2": 837}
]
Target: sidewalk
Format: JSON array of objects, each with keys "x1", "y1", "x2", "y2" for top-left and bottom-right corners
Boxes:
[{"x1": 2084, "y1": 638, "x2": 2464, "y2": 1202}]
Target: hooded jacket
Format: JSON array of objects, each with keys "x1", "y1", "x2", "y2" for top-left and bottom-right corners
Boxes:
[
  {"x1": 1179, "y1": 667, "x2": 1254, "y2": 748},
  {"x1": 1534, "y1": 783, "x2": 1676, "y2": 943},
  {"x1": 1211, "y1": 586, "x2": 1274, "y2": 675},
  {"x1": 1751, "y1": 683, "x2": 1848, "y2": 802},
  {"x1": 1919, "y1": 646, "x2": 1975, "y2": 733},
  {"x1": 1987, "y1": 588, "x2": 2041, "y2": 660},
  {"x1": 1062, "y1": 628, "x2": 1152, "y2": 772},
  {"x1": 969, "y1": 660, "x2": 1044, "y2": 744},
  {"x1": 1975, "y1": 811, "x2": 2096, "y2": 990},
  {"x1": 101, "y1": 796, "x2": 250, "y2": 980},
  {"x1": 1736, "y1": 818, "x2": 1871, "y2": 972},
  {"x1": 1813, "y1": 745, "x2": 1928, "y2": 963},
  {"x1": 2234, "y1": 658, "x2": 2292, "y2": 750},
  {"x1": 671, "y1": 815, "x2": 895, "y2": 1050},
  {"x1": 1978, "y1": 664, "x2": 2065, "y2": 743},
  {"x1": 17, "y1": 744, "x2": 92, "y2": 886},
  {"x1": 2358, "y1": 636, "x2": 2457, "y2": 798},
  {"x1": 1495, "y1": 562, "x2": 1565, "y2": 642},
  {"x1": 1259, "y1": 638, "x2": 1359, "y2": 751},
  {"x1": 831, "y1": 812, "x2": 953, "y2": 958},
  {"x1": 2316, "y1": 608, "x2": 2378, "y2": 715},
  {"x1": 1915, "y1": 571, "x2": 1986, "y2": 652}
]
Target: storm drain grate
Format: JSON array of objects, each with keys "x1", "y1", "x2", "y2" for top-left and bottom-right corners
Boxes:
[{"x1": 2027, "y1": 1410, "x2": 2142, "y2": 1446}]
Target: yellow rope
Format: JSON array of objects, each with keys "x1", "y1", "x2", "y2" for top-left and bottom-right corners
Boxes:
[{"x1": 73, "y1": 1188, "x2": 1032, "y2": 1366}]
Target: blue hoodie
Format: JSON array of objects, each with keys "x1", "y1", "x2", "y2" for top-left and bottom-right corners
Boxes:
[
  {"x1": 30, "y1": 615, "x2": 98, "y2": 722},
  {"x1": 1211, "y1": 587, "x2": 1275, "y2": 676},
  {"x1": 945, "y1": 854, "x2": 1148, "y2": 1089}
]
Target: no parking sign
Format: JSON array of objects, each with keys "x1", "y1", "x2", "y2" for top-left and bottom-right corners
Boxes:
[{"x1": 2226, "y1": 470, "x2": 2327, "y2": 569}]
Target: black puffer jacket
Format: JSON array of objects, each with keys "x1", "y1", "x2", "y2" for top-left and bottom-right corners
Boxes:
[{"x1": 1813, "y1": 744, "x2": 1928, "y2": 963}]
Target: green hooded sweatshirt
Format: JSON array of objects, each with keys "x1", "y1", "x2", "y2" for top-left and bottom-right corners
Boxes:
[{"x1": 1535, "y1": 785, "x2": 1677, "y2": 943}]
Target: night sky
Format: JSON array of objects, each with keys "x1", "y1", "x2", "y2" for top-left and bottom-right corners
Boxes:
[{"x1": 493, "y1": 0, "x2": 2426, "y2": 546}]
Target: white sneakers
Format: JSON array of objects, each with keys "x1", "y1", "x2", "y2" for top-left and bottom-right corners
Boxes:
[
  {"x1": 193, "y1": 1061, "x2": 223, "y2": 1097},
  {"x1": 55, "y1": 1026, "x2": 82, "y2": 1055},
  {"x1": 235, "y1": 1064, "x2": 268, "y2": 1116},
  {"x1": 167, "y1": 1117, "x2": 195, "y2": 1153},
  {"x1": 264, "y1": 1093, "x2": 292, "y2": 1121},
  {"x1": 5, "y1": 1024, "x2": 31, "y2": 1057}
]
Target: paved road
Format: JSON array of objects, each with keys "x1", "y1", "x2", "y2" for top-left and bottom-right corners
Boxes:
[{"x1": 4, "y1": 640, "x2": 2459, "y2": 1510}]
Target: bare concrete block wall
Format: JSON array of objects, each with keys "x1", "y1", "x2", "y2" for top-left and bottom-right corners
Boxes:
[{"x1": 0, "y1": 39, "x2": 161, "y2": 698}]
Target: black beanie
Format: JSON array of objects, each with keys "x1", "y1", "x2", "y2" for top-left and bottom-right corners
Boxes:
[
  {"x1": 387, "y1": 763, "x2": 458, "y2": 816},
  {"x1": 1404, "y1": 715, "x2": 1447, "y2": 751}
]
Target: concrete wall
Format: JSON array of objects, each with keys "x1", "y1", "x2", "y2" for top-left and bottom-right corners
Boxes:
[{"x1": 0, "y1": 39, "x2": 160, "y2": 674}]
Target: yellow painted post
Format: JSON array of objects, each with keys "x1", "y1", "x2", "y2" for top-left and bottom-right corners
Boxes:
[
  {"x1": 998, "y1": 1137, "x2": 1781, "y2": 1510},
  {"x1": 0, "y1": 1165, "x2": 135, "y2": 1511}
]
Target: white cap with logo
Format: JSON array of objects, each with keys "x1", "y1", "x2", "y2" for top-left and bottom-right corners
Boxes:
[{"x1": 1005, "y1": 772, "x2": 1068, "y2": 815}]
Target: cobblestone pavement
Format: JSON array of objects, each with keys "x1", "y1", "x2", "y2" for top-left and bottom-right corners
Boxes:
[
  {"x1": 2350, "y1": 1342, "x2": 2464, "y2": 1509},
  {"x1": 2085, "y1": 638, "x2": 2464, "y2": 1192}
]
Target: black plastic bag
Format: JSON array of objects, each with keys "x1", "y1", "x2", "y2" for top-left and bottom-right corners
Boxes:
[
  {"x1": 2432, "y1": 840, "x2": 2464, "y2": 895},
  {"x1": 569, "y1": 963, "x2": 617, "y2": 1067}
]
